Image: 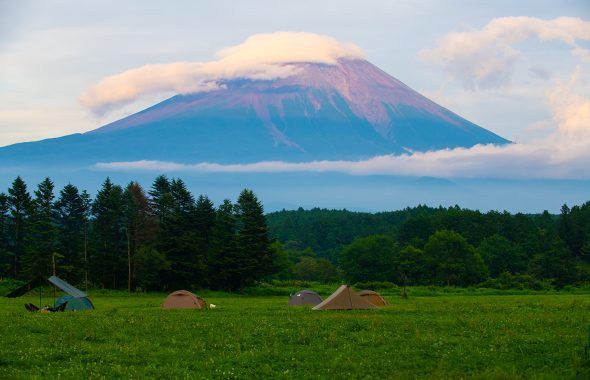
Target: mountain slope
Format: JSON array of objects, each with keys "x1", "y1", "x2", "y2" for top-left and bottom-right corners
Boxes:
[{"x1": 0, "y1": 59, "x2": 508, "y2": 166}]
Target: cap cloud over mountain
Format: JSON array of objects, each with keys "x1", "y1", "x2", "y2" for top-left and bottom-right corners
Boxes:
[{"x1": 0, "y1": 47, "x2": 508, "y2": 167}]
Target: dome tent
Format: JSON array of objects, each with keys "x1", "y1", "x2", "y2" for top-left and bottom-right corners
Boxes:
[
  {"x1": 358, "y1": 290, "x2": 387, "y2": 307},
  {"x1": 54, "y1": 294, "x2": 94, "y2": 311},
  {"x1": 161, "y1": 290, "x2": 207, "y2": 309},
  {"x1": 312, "y1": 285, "x2": 376, "y2": 310},
  {"x1": 288, "y1": 290, "x2": 323, "y2": 306}
]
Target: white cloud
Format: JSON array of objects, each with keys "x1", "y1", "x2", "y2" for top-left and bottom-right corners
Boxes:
[
  {"x1": 94, "y1": 142, "x2": 590, "y2": 180},
  {"x1": 80, "y1": 32, "x2": 364, "y2": 114},
  {"x1": 420, "y1": 17, "x2": 590, "y2": 90}
]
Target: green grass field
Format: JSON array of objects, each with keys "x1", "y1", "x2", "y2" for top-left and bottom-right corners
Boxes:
[{"x1": 1, "y1": 290, "x2": 590, "y2": 379}]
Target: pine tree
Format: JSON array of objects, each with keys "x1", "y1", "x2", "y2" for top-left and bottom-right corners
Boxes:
[
  {"x1": 24, "y1": 177, "x2": 58, "y2": 278},
  {"x1": 194, "y1": 194, "x2": 215, "y2": 285},
  {"x1": 7, "y1": 176, "x2": 32, "y2": 278},
  {"x1": 0, "y1": 193, "x2": 10, "y2": 275},
  {"x1": 158, "y1": 178, "x2": 199, "y2": 289},
  {"x1": 124, "y1": 181, "x2": 158, "y2": 292},
  {"x1": 91, "y1": 178, "x2": 126, "y2": 288},
  {"x1": 208, "y1": 199, "x2": 237, "y2": 289},
  {"x1": 149, "y1": 175, "x2": 173, "y2": 222},
  {"x1": 232, "y1": 189, "x2": 275, "y2": 291},
  {"x1": 55, "y1": 183, "x2": 89, "y2": 283}
]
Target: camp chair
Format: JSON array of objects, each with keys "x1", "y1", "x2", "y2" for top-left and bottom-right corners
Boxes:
[
  {"x1": 53, "y1": 302, "x2": 68, "y2": 312},
  {"x1": 24, "y1": 303, "x2": 39, "y2": 312}
]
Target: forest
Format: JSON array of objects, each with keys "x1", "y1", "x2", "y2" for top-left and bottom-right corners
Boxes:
[
  {"x1": 1, "y1": 175, "x2": 589, "y2": 291},
  {"x1": 0, "y1": 176, "x2": 275, "y2": 292}
]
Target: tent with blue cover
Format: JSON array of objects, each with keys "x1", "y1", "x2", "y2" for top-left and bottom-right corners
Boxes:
[{"x1": 5, "y1": 275, "x2": 94, "y2": 311}]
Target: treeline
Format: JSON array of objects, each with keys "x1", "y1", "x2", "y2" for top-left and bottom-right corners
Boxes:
[
  {"x1": 267, "y1": 204, "x2": 590, "y2": 288},
  {"x1": 3, "y1": 174, "x2": 589, "y2": 291},
  {"x1": 0, "y1": 176, "x2": 276, "y2": 291}
]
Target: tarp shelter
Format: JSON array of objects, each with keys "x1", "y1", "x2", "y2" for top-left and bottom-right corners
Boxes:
[
  {"x1": 5, "y1": 275, "x2": 94, "y2": 311},
  {"x1": 288, "y1": 290, "x2": 323, "y2": 306},
  {"x1": 312, "y1": 285, "x2": 376, "y2": 310},
  {"x1": 161, "y1": 290, "x2": 207, "y2": 309},
  {"x1": 358, "y1": 290, "x2": 387, "y2": 307}
]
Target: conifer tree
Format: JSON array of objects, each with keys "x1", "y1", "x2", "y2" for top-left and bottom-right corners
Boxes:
[
  {"x1": 124, "y1": 181, "x2": 157, "y2": 291},
  {"x1": 24, "y1": 177, "x2": 58, "y2": 278},
  {"x1": 232, "y1": 189, "x2": 275, "y2": 291},
  {"x1": 0, "y1": 193, "x2": 10, "y2": 275},
  {"x1": 91, "y1": 178, "x2": 126, "y2": 288},
  {"x1": 149, "y1": 175, "x2": 173, "y2": 222},
  {"x1": 158, "y1": 178, "x2": 199, "y2": 288},
  {"x1": 194, "y1": 194, "x2": 215, "y2": 284},
  {"x1": 7, "y1": 176, "x2": 32, "y2": 278},
  {"x1": 208, "y1": 199, "x2": 237, "y2": 289},
  {"x1": 55, "y1": 183, "x2": 89, "y2": 283}
]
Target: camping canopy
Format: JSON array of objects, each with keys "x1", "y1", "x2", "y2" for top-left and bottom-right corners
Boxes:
[
  {"x1": 4, "y1": 276, "x2": 44, "y2": 298},
  {"x1": 358, "y1": 290, "x2": 387, "y2": 307},
  {"x1": 288, "y1": 290, "x2": 323, "y2": 306},
  {"x1": 4, "y1": 275, "x2": 94, "y2": 311},
  {"x1": 47, "y1": 276, "x2": 87, "y2": 298},
  {"x1": 161, "y1": 290, "x2": 207, "y2": 309},
  {"x1": 313, "y1": 285, "x2": 376, "y2": 310}
]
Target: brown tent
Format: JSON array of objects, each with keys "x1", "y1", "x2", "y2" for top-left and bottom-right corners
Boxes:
[
  {"x1": 161, "y1": 290, "x2": 206, "y2": 309},
  {"x1": 358, "y1": 290, "x2": 387, "y2": 307},
  {"x1": 288, "y1": 290, "x2": 323, "y2": 306},
  {"x1": 312, "y1": 285, "x2": 376, "y2": 310}
]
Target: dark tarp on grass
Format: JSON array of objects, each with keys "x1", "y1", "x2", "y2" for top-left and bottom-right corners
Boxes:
[{"x1": 4, "y1": 276, "x2": 44, "y2": 298}]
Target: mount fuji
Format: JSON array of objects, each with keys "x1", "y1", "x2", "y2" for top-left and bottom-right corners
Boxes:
[{"x1": 0, "y1": 58, "x2": 507, "y2": 167}]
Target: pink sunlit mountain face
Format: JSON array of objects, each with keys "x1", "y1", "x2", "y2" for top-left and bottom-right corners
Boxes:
[{"x1": 0, "y1": 59, "x2": 508, "y2": 166}]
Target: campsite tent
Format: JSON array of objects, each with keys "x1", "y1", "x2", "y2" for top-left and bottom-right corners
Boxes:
[
  {"x1": 288, "y1": 290, "x2": 323, "y2": 306},
  {"x1": 358, "y1": 290, "x2": 387, "y2": 307},
  {"x1": 55, "y1": 295, "x2": 95, "y2": 311},
  {"x1": 5, "y1": 275, "x2": 94, "y2": 311},
  {"x1": 161, "y1": 290, "x2": 206, "y2": 309},
  {"x1": 312, "y1": 285, "x2": 376, "y2": 310}
]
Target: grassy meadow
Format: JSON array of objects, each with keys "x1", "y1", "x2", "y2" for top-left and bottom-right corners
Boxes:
[{"x1": 1, "y1": 289, "x2": 590, "y2": 379}]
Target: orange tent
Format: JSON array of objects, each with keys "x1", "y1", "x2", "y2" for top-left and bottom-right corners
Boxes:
[
  {"x1": 161, "y1": 290, "x2": 206, "y2": 309},
  {"x1": 358, "y1": 290, "x2": 387, "y2": 307},
  {"x1": 312, "y1": 285, "x2": 376, "y2": 310}
]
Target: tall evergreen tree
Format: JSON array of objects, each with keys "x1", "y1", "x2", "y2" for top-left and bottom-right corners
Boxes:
[
  {"x1": 0, "y1": 193, "x2": 10, "y2": 275},
  {"x1": 55, "y1": 183, "x2": 89, "y2": 283},
  {"x1": 208, "y1": 199, "x2": 237, "y2": 289},
  {"x1": 124, "y1": 181, "x2": 158, "y2": 291},
  {"x1": 7, "y1": 176, "x2": 32, "y2": 278},
  {"x1": 194, "y1": 195, "x2": 215, "y2": 284},
  {"x1": 158, "y1": 178, "x2": 200, "y2": 288},
  {"x1": 91, "y1": 178, "x2": 126, "y2": 288},
  {"x1": 24, "y1": 177, "x2": 58, "y2": 278},
  {"x1": 232, "y1": 189, "x2": 275, "y2": 291},
  {"x1": 149, "y1": 175, "x2": 174, "y2": 222}
]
